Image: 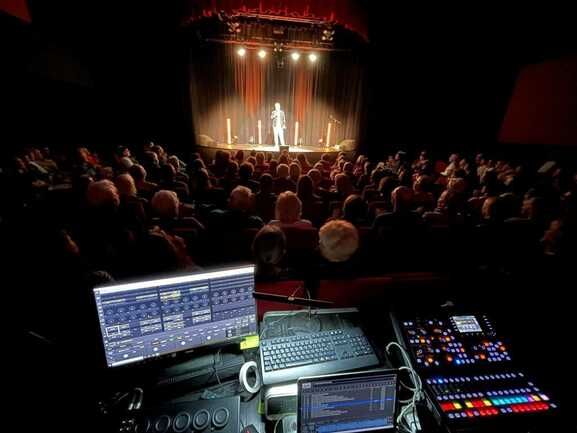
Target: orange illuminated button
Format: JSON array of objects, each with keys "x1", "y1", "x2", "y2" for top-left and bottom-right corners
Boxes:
[
  {"x1": 446, "y1": 355, "x2": 453, "y2": 362},
  {"x1": 479, "y1": 354, "x2": 487, "y2": 360}
]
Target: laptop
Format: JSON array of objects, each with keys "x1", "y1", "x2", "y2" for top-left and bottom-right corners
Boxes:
[{"x1": 297, "y1": 369, "x2": 399, "y2": 433}]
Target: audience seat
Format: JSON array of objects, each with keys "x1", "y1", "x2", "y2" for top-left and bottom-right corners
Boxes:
[{"x1": 316, "y1": 273, "x2": 449, "y2": 311}]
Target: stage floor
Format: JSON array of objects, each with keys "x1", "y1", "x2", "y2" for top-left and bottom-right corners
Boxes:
[{"x1": 205, "y1": 143, "x2": 343, "y2": 153}]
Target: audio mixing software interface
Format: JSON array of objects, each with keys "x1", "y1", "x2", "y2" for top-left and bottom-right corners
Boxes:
[{"x1": 93, "y1": 266, "x2": 257, "y2": 367}]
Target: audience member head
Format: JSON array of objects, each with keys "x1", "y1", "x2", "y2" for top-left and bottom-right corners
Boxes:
[
  {"x1": 239, "y1": 162, "x2": 254, "y2": 182},
  {"x1": 268, "y1": 159, "x2": 278, "y2": 175},
  {"x1": 308, "y1": 169, "x2": 322, "y2": 188},
  {"x1": 256, "y1": 152, "x2": 265, "y2": 166},
  {"x1": 115, "y1": 174, "x2": 137, "y2": 198},
  {"x1": 86, "y1": 180, "x2": 120, "y2": 210},
  {"x1": 167, "y1": 155, "x2": 181, "y2": 171},
  {"x1": 297, "y1": 175, "x2": 315, "y2": 201},
  {"x1": 319, "y1": 220, "x2": 359, "y2": 263},
  {"x1": 151, "y1": 190, "x2": 179, "y2": 219},
  {"x1": 275, "y1": 191, "x2": 303, "y2": 224},
  {"x1": 276, "y1": 163, "x2": 290, "y2": 179},
  {"x1": 289, "y1": 162, "x2": 301, "y2": 182},
  {"x1": 160, "y1": 163, "x2": 177, "y2": 183},
  {"x1": 144, "y1": 150, "x2": 160, "y2": 167},
  {"x1": 129, "y1": 164, "x2": 147, "y2": 183},
  {"x1": 343, "y1": 194, "x2": 367, "y2": 224},
  {"x1": 252, "y1": 225, "x2": 286, "y2": 272},
  {"x1": 193, "y1": 168, "x2": 212, "y2": 192},
  {"x1": 343, "y1": 162, "x2": 354, "y2": 176},
  {"x1": 259, "y1": 173, "x2": 274, "y2": 194},
  {"x1": 229, "y1": 185, "x2": 253, "y2": 212},
  {"x1": 335, "y1": 173, "x2": 353, "y2": 196},
  {"x1": 391, "y1": 186, "x2": 414, "y2": 212}
]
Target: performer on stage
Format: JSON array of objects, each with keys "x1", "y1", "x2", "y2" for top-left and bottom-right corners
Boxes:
[{"x1": 271, "y1": 102, "x2": 286, "y2": 147}]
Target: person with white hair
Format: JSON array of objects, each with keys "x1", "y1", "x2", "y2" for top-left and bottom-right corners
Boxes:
[{"x1": 319, "y1": 220, "x2": 359, "y2": 263}]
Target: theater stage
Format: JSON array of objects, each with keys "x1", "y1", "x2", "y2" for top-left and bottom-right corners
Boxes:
[{"x1": 196, "y1": 142, "x2": 354, "y2": 162}]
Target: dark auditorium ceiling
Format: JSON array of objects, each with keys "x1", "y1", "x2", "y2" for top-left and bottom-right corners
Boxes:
[{"x1": 25, "y1": 1, "x2": 576, "y2": 64}]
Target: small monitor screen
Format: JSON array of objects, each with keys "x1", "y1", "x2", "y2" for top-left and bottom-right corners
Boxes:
[
  {"x1": 93, "y1": 266, "x2": 257, "y2": 367},
  {"x1": 452, "y1": 315, "x2": 483, "y2": 333},
  {"x1": 298, "y1": 371, "x2": 397, "y2": 433}
]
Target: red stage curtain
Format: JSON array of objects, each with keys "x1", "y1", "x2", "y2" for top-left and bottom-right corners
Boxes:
[{"x1": 190, "y1": 44, "x2": 364, "y2": 146}]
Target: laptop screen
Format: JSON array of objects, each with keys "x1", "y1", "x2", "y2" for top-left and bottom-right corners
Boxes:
[{"x1": 298, "y1": 370, "x2": 398, "y2": 433}]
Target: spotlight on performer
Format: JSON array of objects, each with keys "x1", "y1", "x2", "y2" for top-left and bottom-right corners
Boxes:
[
  {"x1": 258, "y1": 49, "x2": 267, "y2": 59},
  {"x1": 308, "y1": 53, "x2": 318, "y2": 63},
  {"x1": 237, "y1": 47, "x2": 246, "y2": 57},
  {"x1": 291, "y1": 52, "x2": 301, "y2": 62}
]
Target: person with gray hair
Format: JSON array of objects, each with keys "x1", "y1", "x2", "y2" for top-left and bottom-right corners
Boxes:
[
  {"x1": 273, "y1": 163, "x2": 296, "y2": 194},
  {"x1": 208, "y1": 185, "x2": 264, "y2": 231},
  {"x1": 86, "y1": 180, "x2": 120, "y2": 210}
]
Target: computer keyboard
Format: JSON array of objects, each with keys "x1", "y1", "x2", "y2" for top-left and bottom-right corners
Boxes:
[{"x1": 259, "y1": 327, "x2": 379, "y2": 385}]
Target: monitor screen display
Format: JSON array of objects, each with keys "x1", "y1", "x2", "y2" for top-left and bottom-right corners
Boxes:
[
  {"x1": 93, "y1": 266, "x2": 257, "y2": 367},
  {"x1": 452, "y1": 315, "x2": 483, "y2": 334},
  {"x1": 298, "y1": 371, "x2": 397, "y2": 433}
]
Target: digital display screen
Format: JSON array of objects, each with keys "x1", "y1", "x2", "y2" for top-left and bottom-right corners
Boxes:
[
  {"x1": 93, "y1": 266, "x2": 257, "y2": 367},
  {"x1": 452, "y1": 315, "x2": 483, "y2": 333},
  {"x1": 298, "y1": 372, "x2": 397, "y2": 433}
]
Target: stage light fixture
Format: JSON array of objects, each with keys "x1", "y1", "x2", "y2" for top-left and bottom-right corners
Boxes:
[
  {"x1": 258, "y1": 49, "x2": 267, "y2": 59},
  {"x1": 237, "y1": 47, "x2": 246, "y2": 57},
  {"x1": 308, "y1": 53, "x2": 318, "y2": 63},
  {"x1": 291, "y1": 52, "x2": 301, "y2": 61}
]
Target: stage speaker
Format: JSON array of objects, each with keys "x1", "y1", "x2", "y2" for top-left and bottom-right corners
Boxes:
[
  {"x1": 338, "y1": 139, "x2": 356, "y2": 151},
  {"x1": 197, "y1": 134, "x2": 216, "y2": 147},
  {"x1": 279, "y1": 145, "x2": 290, "y2": 153}
]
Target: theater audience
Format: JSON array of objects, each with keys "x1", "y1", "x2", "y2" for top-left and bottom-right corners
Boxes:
[{"x1": 4, "y1": 143, "x2": 576, "y2": 284}]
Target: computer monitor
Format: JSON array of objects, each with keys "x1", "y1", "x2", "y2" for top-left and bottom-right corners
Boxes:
[
  {"x1": 93, "y1": 265, "x2": 257, "y2": 367},
  {"x1": 297, "y1": 370, "x2": 398, "y2": 433}
]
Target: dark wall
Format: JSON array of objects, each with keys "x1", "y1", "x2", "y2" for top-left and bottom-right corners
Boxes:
[{"x1": 1, "y1": 5, "x2": 194, "y2": 160}]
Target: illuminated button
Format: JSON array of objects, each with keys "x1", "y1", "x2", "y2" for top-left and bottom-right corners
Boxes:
[
  {"x1": 465, "y1": 401, "x2": 474, "y2": 408},
  {"x1": 483, "y1": 399, "x2": 492, "y2": 407},
  {"x1": 539, "y1": 394, "x2": 550, "y2": 401},
  {"x1": 453, "y1": 402, "x2": 463, "y2": 410},
  {"x1": 531, "y1": 394, "x2": 541, "y2": 402}
]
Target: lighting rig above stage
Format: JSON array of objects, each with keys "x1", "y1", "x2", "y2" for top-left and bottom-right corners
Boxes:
[{"x1": 184, "y1": 8, "x2": 364, "y2": 67}]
